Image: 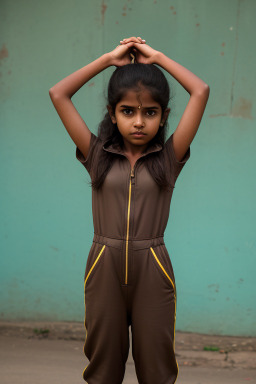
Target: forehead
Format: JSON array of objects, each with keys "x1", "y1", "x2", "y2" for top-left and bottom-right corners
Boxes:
[{"x1": 117, "y1": 89, "x2": 159, "y2": 107}]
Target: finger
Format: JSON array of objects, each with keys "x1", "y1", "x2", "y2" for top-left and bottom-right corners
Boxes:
[
  {"x1": 120, "y1": 36, "x2": 143, "y2": 44},
  {"x1": 117, "y1": 41, "x2": 133, "y2": 48},
  {"x1": 118, "y1": 41, "x2": 135, "y2": 49},
  {"x1": 133, "y1": 42, "x2": 148, "y2": 48},
  {"x1": 137, "y1": 37, "x2": 146, "y2": 43},
  {"x1": 120, "y1": 38, "x2": 132, "y2": 44},
  {"x1": 129, "y1": 42, "x2": 149, "y2": 55}
]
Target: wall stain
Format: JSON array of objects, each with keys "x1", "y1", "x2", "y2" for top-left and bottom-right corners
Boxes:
[
  {"x1": 209, "y1": 114, "x2": 228, "y2": 118},
  {"x1": 220, "y1": 42, "x2": 225, "y2": 55},
  {"x1": 88, "y1": 82, "x2": 95, "y2": 87},
  {"x1": 230, "y1": 0, "x2": 241, "y2": 115},
  {"x1": 196, "y1": 23, "x2": 200, "y2": 27},
  {"x1": 101, "y1": 0, "x2": 107, "y2": 25},
  {"x1": 210, "y1": 97, "x2": 253, "y2": 120},
  {"x1": 208, "y1": 284, "x2": 220, "y2": 293},
  {"x1": 231, "y1": 97, "x2": 252, "y2": 119},
  {"x1": 50, "y1": 246, "x2": 59, "y2": 252},
  {"x1": 0, "y1": 43, "x2": 8, "y2": 60}
]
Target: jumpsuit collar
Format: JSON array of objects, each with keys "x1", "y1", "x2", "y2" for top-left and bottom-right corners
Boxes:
[{"x1": 102, "y1": 138, "x2": 163, "y2": 159}]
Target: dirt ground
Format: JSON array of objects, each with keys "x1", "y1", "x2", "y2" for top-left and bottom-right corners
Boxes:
[
  {"x1": 1, "y1": 320, "x2": 256, "y2": 371},
  {"x1": 1, "y1": 321, "x2": 255, "y2": 351}
]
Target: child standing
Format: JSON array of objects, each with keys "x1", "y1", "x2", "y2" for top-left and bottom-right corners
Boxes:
[{"x1": 49, "y1": 36, "x2": 209, "y2": 384}]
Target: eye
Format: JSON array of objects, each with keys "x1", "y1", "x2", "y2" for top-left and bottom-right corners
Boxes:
[
  {"x1": 146, "y1": 110, "x2": 156, "y2": 116},
  {"x1": 122, "y1": 108, "x2": 133, "y2": 115}
]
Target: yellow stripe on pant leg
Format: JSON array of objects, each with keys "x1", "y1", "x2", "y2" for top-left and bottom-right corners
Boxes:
[
  {"x1": 84, "y1": 245, "x2": 106, "y2": 285},
  {"x1": 150, "y1": 247, "x2": 179, "y2": 383},
  {"x1": 150, "y1": 247, "x2": 176, "y2": 292},
  {"x1": 82, "y1": 244, "x2": 106, "y2": 379}
]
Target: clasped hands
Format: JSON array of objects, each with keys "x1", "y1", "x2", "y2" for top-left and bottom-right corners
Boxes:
[{"x1": 109, "y1": 36, "x2": 160, "y2": 67}]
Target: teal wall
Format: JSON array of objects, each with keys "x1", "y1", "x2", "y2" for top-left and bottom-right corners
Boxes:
[{"x1": 1, "y1": 0, "x2": 255, "y2": 336}]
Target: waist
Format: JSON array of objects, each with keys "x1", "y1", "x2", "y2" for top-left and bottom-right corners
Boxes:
[{"x1": 93, "y1": 233, "x2": 165, "y2": 250}]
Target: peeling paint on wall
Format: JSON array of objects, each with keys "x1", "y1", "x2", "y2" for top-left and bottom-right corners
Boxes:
[
  {"x1": 231, "y1": 97, "x2": 253, "y2": 119},
  {"x1": 0, "y1": 44, "x2": 8, "y2": 60},
  {"x1": 210, "y1": 97, "x2": 253, "y2": 120},
  {"x1": 101, "y1": 0, "x2": 107, "y2": 25}
]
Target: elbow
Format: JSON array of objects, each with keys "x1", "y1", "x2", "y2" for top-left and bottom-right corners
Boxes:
[
  {"x1": 49, "y1": 88, "x2": 62, "y2": 101},
  {"x1": 204, "y1": 84, "x2": 210, "y2": 101},
  {"x1": 49, "y1": 87, "x2": 55, "y2": 100},
  {"x1": 49, "y1": 88, "x2": 70, "y2": 101},
  {"x1": 49, "y1": 87, "x2": 57, "y2": 98},
  {"x1": 204, "y1": 83, "x2": 210, "y2": 95},
  {"x1": 202, "y1": 83, "x2": 210, "y2": 97},
  {"x1": 195, "y1": 83, "x2": 210, "y2": 100}
]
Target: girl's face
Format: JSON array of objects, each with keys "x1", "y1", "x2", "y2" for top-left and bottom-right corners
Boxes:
[{"x1": 108, "y1": 88, "x2": 169, "y2": 153}]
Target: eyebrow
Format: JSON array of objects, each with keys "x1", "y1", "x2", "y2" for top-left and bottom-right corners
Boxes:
[{"x1": 120, "y1": 105, "x2": 159, "y2": 109}]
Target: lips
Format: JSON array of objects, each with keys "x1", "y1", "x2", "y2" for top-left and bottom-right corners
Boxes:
[{"x1": 132, "y1": 131, "x2": 146, "y2": 135}]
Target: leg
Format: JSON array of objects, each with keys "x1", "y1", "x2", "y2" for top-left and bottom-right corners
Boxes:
[
  {"x1": 83, "y1": 243, "x2": 130, "y2": 384},
  {"x1": 131, "y1": 245, "x2": 178, "y2": 384}
]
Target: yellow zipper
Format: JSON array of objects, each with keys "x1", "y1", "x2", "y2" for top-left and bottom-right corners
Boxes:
[{"x1": 125, "y1": 167, "x2": 134, "y2": 284}]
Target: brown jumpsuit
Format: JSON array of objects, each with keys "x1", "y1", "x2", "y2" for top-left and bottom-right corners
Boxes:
[{"x1": 76, "y1": 132, "x2": 190, "y2": 384}]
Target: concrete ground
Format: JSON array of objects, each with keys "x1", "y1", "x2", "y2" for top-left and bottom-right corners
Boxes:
[{"x1": 0, "y1": 322, "x2": 255, "y2": 383}]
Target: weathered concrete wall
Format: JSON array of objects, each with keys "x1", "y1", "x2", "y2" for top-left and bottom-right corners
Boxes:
[{"x1": 0, "y1": 0, "x2": 255, "y2": 336}]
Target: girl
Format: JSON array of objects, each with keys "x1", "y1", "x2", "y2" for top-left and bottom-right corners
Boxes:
[{"x1": 49, "y1": 36, "x2": 209, "y2": 384}]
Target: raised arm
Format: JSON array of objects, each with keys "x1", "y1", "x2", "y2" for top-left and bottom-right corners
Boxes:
[
  {"x1": 154, "y1": 53, "x2": 210, "y2": 161},
  {"x1": 49, "y1": 55, "x2": 110, "y2": 159},
  {"x1": 49, "y1": 38, "x2": 144, "y2": 159},
  {"x1": 120, "y1": 37, "x2": 210, "y2": 161}
]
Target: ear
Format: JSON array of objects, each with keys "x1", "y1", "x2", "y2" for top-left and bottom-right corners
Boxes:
[
  {"x1": 160, "y1": 108, "x2": 170, "y2": 126},
  {"x1": 107, "y1": 105, "x2": 117, "y2": 124}
]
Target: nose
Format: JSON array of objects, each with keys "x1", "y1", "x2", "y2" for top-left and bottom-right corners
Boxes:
[{"x1": 134, "y1": 112, "x2": 145, "y2": 127}]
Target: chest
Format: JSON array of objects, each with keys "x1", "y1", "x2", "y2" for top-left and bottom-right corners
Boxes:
[
  {"x1": 125, "y1": 154, "x2": 141, "y2": 170},
  {"x1": 103, "y1": 157, "x2": 159, "y2": 193}
]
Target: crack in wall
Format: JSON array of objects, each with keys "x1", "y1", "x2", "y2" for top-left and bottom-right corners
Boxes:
[{"x1": 230, "y1": 0, "x2": 241, "y2": 115}]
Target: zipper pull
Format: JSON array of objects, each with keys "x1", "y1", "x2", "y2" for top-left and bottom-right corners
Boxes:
[{"x1": 131, "y1": 167, "x2": 135, "y2": 178}]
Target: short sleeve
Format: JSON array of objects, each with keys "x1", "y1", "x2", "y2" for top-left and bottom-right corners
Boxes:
[
  {"x1": 164, "y1": 133, "x2": 191, "y2": 185},
  {"x1": 75, "y1": 132, "x2": 103, "y2": 175}
]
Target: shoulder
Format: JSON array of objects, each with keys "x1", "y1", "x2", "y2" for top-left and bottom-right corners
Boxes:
[
  {"x1": 76, "y1": 132, "x2": 104, "y2": 174},
  {"x1": 163, "y1": 133, "x2": 191, "y2": 184},
  {"x1": 164, "y1": 133, "x2": 190, "y2": 164}
]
